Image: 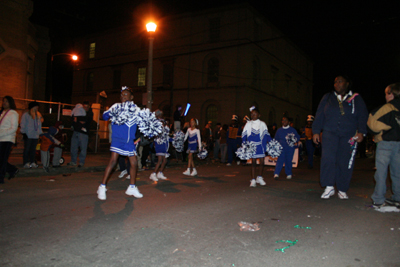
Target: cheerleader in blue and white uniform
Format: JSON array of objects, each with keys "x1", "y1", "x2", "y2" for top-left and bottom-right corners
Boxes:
[
  {"x1": 97, "y1": 87, "x2": 162, "y2": 200},
  {"x1": 273, "y1": 116, "x2": 301, "y2": 180},
  {"x1": 242, "y1": 106, "x2": 272, "y2": 187},
  {"x1": 150, "y1": 110, "x2": 170, "y2": 181},
  {"x1": 183, "y1": 118, "x2": 201, "y2": 176}
]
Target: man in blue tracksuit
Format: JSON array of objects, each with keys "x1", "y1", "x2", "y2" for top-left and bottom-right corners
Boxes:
[{"x1": 313, "y1": 75, "x2": 368, "y2": 200}]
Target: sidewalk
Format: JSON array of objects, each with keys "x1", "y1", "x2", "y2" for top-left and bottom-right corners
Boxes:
[{"x1": 8, "y1": 153, "x2": 187, "y2": 178}]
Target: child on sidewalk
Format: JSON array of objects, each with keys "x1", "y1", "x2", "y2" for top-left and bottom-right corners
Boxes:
[
  {"x1": 149, "y1": 110, "x2": 170, "y2": 181},
  {"x1": 274, "y1": 116, "x2": 301, "y2": 180},
  {"x1": 183, "y1": 118, "x2": 201, "y2": 176},
  {"x1": 241, "y1": 106, "x2": 271, "y2": 187},
  {"x1": 97, "y1": 86, "x2": 162, "y2": 200},
  {"x1": 39, "y1": 126, "x2": 62, "y2": 172}
]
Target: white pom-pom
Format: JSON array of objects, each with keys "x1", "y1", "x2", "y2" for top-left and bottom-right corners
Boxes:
[
  {"x1": 266, "y1": 139, "x2": 283, "y2": 158},
  {"x1": 172, "y1": 130, "x2": 185, "y2": 152},
  {"x1": 108, "y1": 101, "x2": 139, "y2": 125},
  {"x1": 236, "y1": 141, "x2": 257, "y2": 160},
  {"x1": 138, "y1": 109, "x2": 163, "y2": 138},
  {"x1": 197, "y1": 147, "x2": 208, "y2": 160},
  {"x1": 285, "y1": 133, "x2": 298, "y2": 147}
]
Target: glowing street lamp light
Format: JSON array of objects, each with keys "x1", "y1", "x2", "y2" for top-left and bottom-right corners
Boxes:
[{"x1": 146, "y1": 22, "x2": 157, "y2": 110}]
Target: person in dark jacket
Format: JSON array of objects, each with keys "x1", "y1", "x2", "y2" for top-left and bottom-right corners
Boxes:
[
  {"x1": 313, "y1": 75, "x2": 368, "y2": 200},
  {"x1": 367, "y1": 82, "x2": 400, "y2": 208},
  {"x1": 68, "y1": 101, "x2": 93, "y2": 167}
]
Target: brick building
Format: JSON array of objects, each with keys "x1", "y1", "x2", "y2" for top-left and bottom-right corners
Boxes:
[{"x1": 72, "y1": 3, "x2": 313, "y2": 129}]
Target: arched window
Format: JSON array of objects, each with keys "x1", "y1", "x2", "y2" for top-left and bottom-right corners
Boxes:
[
  {"x1": 86, "y1": 72, "x2": 94, "y2": 91},
  {"x1": 206, "y1": 104, "x2": 218, "y2": 127},
  {"x1": 207, "y1": 58, "x2": 219, "y2": 83}
]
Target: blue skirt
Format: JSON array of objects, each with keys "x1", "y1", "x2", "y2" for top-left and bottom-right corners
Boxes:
[
  {"x1": 110, "y1": 141, "x2": 137, "y2": 156},
  {"x1": 187, "y1": 142, "x2": 198, "y2": 153},
  {"x1": 155, "y1": 142, "x2": 169, "y2": 156}
]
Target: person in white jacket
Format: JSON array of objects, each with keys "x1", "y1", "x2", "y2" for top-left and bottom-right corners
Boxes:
[{"x1": 0, "y1": 96, "x2": 19, "y2": 184}]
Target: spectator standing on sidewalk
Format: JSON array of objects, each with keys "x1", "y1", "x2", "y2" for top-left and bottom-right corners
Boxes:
[
  {"x1": 367, "y1": 82, "x2": 400, "y2": 208},
  {"x1": 20, "y1": 101, "x2": 43, "y2": 169},
  {"x1": 68, "y1": 101, "x2": 93, "y2": 167},
  {"x1": 0, "y1": 96, "x2": 19, "y2": 184},
  {"x1": 219, "y1": 124, "x2": 228, "y2": 163},
  {"x1": 213, "y1": 123, "x2": 221, "y2": 161}
]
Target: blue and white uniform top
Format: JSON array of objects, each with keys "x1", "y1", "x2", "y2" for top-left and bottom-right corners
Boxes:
[
  {"x1": 184, "y1": 128, "x2": 202, "y2": 153},
  {"x1": 274, "y1": 125, "x2": 301, "y2": 150},
  {"x1": 103, "y1": 101, "x2": 141, "y2": 156},
  {"x1": 241, "y1": 119, "x2": 271, "y2": 158},
  {"x1": 154, "y1": 124, "x2": 170, "y2": 156}
]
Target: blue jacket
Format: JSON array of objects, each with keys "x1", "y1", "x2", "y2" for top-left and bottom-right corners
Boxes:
[
  {"x1": 275, "y1": 126, "x2": 300, "y2": 150},
  {"x1": 313, "y1": 91, "x2": 368, "y2": 136}
]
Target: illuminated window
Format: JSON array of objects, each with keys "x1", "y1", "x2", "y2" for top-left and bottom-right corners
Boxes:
[
  {"x1": 138, "y1": 67, "x2": 146, "y2": 86},
  {"x1": 89, "y1": 42, "x2": 96, "y2": 59}
]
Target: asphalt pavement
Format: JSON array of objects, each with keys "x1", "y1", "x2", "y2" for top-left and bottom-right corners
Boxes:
[{"x1": 1, "y1": 154, "x2": 399, "y2": 267}]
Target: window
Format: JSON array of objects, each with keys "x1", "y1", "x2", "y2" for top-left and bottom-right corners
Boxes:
[
  {"x1": 207, "y1": 57, "x2": 219, "y2": 83},
  {"x1": 138, "y1": 67, "x2": 146, "y2": 87},
  {"x1": 206, "y1": 104, "x2": 218, "y2": 126},
  {"x1": 209, "y1": 18, "x2": 220, "y2": 42},
  {"x1": 163, "y1": 64, "x2": 174, "y2": 88},
  {"x1": 87, "y1": 72, "x2": 94, "y2": 91},
  {"x1": 89, "y1": 42, "x2": 96, "y2": 59},
  {"x1": 113, "y1": 70, "x2": 121, "y2": 89},
  {"x1": 271, "y1": 65, "x2": 279, "y2": 91}
]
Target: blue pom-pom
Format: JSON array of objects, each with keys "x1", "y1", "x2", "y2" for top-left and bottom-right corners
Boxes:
[
  {"x1": 197, "y1": 147, "x2": 208, "y2": 160},
  {"x1": 172, "y1": 130, "x2": 185, "y2": 152},
  {"x1": 138, "y1": 109, "x2": 163, "y2": 138},
  {"x1": 266, "y1": 139, "x2": 283, "y2": 158},
  {"x1": 236, "y1": 141, "x2": 257, "y2": 160}
]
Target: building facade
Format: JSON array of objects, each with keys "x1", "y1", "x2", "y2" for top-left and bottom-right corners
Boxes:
[
  {"x1": 0, "y1": 0, "x2": 50, "y2": 108},
  {"x1": 72, "y1": 3, "x2": 313, "y2": 129}
]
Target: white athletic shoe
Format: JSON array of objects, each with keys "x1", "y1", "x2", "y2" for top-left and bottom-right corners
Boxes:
[
  {"x1": 97, "y1": 185, "x2": 107, "y2": 200},
  {"x1": 149, "y1": 172, "x2": 158, "y2": 181},
  {"x1": 183, "y1": 168, "x2": 191, "y2": 176},
  {"x1": 126, "y1": 175, "x2": 130, "y2": 180},
  {"x1": 256, "y1": 176, "x2": 266, "y2": 186},
  {"x1": 125, "y1": 185, "x2": 143, "y2": 198},
  {"x1": 286, "y1": 175, "x2": 292, "y2": 180},
  {"x1": 338, "y1": 191, "x2": 349, "y2": 199},
  {"x1": 250, "y1": 179, "x2": 256, "y2": 187},
  {"x1": 321, "y1": 186, "x2": 335, "y2": 199},
  {"x1": 236, "y1": 161, "x2": 240, "y2": 165},
  {"x1": 23, "y1": 163, "x2": 31, "y2": 169},
  {"x1": 118, "y1": 169, "x2": 128, "y2": 178},
  {"x1": 157, "y1": 172, "x2": 167, "y2": 180},
  {"x1": 190, "y1": 168, "x2": 197, "y2": 176},
  {"x1": 30, "y1": 162, "x2": 38, "y2": 168}
]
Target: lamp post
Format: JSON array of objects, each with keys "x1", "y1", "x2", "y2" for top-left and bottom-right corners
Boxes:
[
  {"x1": 49, "y1": 53, "x2": 78, "y2": 113},
  {"x1": 146, "y1": 22, "x2": 157, "y2": 110}
]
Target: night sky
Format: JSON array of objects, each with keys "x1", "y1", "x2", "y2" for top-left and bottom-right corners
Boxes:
[{"x1": 30, "y1": 0, "x2": 400, "y2": 112}]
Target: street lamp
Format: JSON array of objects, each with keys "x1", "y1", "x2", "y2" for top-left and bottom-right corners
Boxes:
[
  {"x1": 49, "y1": 53, "x2": 78, "y2": 113},
  {"x1": 146, "y1": 22, "x2": 157, "y2": 110}
]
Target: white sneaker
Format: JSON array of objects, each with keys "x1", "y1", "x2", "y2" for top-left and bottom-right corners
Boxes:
[
  {"x1": 97, "y1": 185, "x2": 107, "y2": 200},
  {"x1": 274, "y1": 174, "x2": 279, "y2": 180},
  {"x1": 236, "y1": 161, "x2": 240, "y2": 165},
  {"x1": 338, "y1": 191, "x2": 349, "y2": 199},
  {"x1": 23, "y1": 163, "x2": 31, "y2": 169},
  {"x1": 286, "y1": 175, "x2": 292, "y2": 180},
  {"x1": 157, "y1": 172, "x2": 167, "y2": 180},
  {"x1": 126, "y1": 185, "x2": 143, "y2": 198},
  {"x1": 321, "y1": 186, "x2": 335, "y2": 199},
  {"x1": 149, "y1": 172, "x2": 158, "y2": 181},
  {"x1": 30, "y1": 163, "x2": 38, "y2": 168},
  {"x1": 118, "y1": 169, "x2": 127, "y2": 178},
  {"x1": 226, "y1": 163, "x2": 232, "y2": 166},
  {"x1": 183, "y1": 168, "x2": 191, "y2": 175},
  {"x1": 250, "y1": 179, "x2": 256, "y2": 187},
  {"x1": 126, "y1": 175, "x2": 130, "y2": 180},
  {"x1": 256, "y1": 176, "x2": 266, "y2": 186},
  {"x1": 191, "y1": 168, "x2": 197, "y2": 176}
]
